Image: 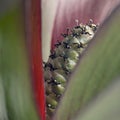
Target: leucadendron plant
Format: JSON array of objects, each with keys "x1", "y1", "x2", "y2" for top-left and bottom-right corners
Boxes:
[{"x1": 0, "y1": 0, "x2": 120, "y2": 120}]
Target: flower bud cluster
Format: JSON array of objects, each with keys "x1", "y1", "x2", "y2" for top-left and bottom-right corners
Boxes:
[{"x1": 44, "y1": 19, "x2": 98, "y2": 119}]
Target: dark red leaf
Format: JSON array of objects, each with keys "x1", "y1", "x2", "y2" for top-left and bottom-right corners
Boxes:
[{"x1": 24, "y1": 0, "x2": 46, "y2": 120}]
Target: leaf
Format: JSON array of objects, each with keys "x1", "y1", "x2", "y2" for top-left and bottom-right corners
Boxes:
[
  {"x1": 53, "y1": 5, "x2": 120, "y2": 120},
  {"x1": 0, "y1": 78, "x2": 8, "y2": 120},
  {"x1": 24, "y1": 0, "x2": 46, "y2": 119},
  {"x1": 0, "y1": 5, "x2": 39, "y2": 120},
  {"x1": 42, "y1": 0, "x2": 58, "y2": 61},
  {"x1": 74, "y1": 79, "x2": 120, "y2": 120}
]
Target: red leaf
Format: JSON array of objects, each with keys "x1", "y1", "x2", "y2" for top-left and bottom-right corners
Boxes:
[{"x1": 24, "y1": 0, "x2": 46, "y2": 120}]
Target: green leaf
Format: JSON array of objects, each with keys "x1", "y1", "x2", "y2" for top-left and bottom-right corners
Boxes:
[
  {"x1": 74, "y1": 79, "x2": 120, "y2": 120},
  {"x1": 0, "y1": 78, "x2": 8, "y2": 120},
  {"x1": 0, "y1": 5, "x2": 39, "y2": 120},
  {"x1": 53, "y1": 6, "x2": 120, "y2": 120}
]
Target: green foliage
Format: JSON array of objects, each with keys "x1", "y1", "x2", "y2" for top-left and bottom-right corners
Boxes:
[
  {"x1": 0, "y1": 7, "x2": 39, "y2": 120},
  {"x1": 74, "y1": 80, "x2": 120, "y2": 120}
]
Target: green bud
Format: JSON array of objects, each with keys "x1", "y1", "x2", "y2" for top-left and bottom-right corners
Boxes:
[
  {"x1": 53, "y1": 72, "x2": 66, "y2": 84},
  {"x1": 66, "y1": 49, "x2": 79, "y2": 61},
  {"x1": 65, "y1": 58, "x2": 76, "y2": 71},
  {"x1": 52, "y1": 84, "x2": 65, "y2": 95},
  {"x1": 46, "y1": 95, "x2": 58, "y2": 109}
]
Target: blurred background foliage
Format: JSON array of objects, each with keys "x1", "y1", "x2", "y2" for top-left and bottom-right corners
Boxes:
[{"x1": 0, "y1": 1, "x2": 39, "y2": 120}]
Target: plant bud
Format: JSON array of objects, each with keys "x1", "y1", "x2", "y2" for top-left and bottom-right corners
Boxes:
[{"x1": 44, "y1": 19, "x2": 98, "y2": 118}]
